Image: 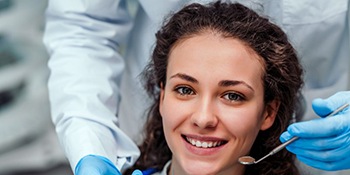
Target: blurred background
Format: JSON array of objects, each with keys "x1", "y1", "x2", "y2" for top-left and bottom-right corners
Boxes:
[{"x1": 0, "y1": 0, "x2": 73, "y2": 174}]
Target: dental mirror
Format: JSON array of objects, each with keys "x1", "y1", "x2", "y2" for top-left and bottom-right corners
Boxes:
[{"x1": 238, "y1": 103, "x2": 349, "y2": 165}]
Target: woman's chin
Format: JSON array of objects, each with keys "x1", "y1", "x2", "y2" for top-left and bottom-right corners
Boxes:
[
  {"x1": 181, "y1": 162, "x2": 220, "y2": 175},
  {"x1": 176, "y1": 158, "x2": 244, "y2": 175}
]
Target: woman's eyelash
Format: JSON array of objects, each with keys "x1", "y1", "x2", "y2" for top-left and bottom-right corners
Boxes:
[
  {"x1": 174, "y1": 86, "x2": 195, "y2": 95},
  {"x1": 222, "y1": 92, "x2": 245, "y2": 102}
]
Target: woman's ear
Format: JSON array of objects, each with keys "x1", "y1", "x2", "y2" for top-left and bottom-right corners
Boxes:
[
  {"x1": 260, "y1": 99, "x2": 280, "y2": 131},
  {"x1": 159, "y1": 82, "x2": 165, "y2": 118}
]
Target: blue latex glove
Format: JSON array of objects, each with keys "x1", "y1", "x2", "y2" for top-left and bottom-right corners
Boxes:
[
  {"x1": 280, "y1": 91, "x2": 350, "y2": 171},
  {"x1": 75, "y1": 155, "x2": 121, "y2": 175}
]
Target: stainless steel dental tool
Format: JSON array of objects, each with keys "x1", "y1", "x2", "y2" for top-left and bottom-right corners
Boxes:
[{"x1": 238, "y1": 103, "x2": 350, "y2": 165}]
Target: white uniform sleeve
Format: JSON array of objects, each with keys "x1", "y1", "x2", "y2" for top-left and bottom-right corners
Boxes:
[{"x1": 43, "y1": 0, "x2": 140, "y2": 171}]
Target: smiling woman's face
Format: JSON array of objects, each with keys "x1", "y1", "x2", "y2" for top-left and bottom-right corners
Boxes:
[{"x1": 159, "y1": 32, "x2": 278, "y2": 175}]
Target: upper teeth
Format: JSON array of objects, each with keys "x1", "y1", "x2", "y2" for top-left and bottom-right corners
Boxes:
[{"x1": 186, "y1": 137, "x2": 223, "y2": 148}]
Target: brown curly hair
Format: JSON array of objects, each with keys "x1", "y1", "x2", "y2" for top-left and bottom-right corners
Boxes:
[{"x1": 126, "y1": 1, "x2": 303, "y2": 175}]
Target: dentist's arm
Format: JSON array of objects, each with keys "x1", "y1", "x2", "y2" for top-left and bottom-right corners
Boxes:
[
  {"x1": 43, "y1": 0, "x2": 140, "y2": 174},
  {"x1": 280, "y1": 91, "x2": 350, "y2": 171}
]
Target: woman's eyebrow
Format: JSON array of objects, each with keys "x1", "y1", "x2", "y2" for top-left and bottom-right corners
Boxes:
[
  {"x1": 218, "y1": 80, "x2": 254, "y2": 92},
  {"x1": 170, "y1": 73, "x2": 198, "y2": 83}
]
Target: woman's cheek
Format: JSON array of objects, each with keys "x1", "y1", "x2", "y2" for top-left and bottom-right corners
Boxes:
[
  {"x1": 221, "y1": 108, "x2": 263, "y2": 138},
  {"x1": 161, "y1": 97, "x2": 187, "y2": 126}
]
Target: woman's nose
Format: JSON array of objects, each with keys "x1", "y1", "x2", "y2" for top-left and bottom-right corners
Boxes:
[{"x1": 190, "y1": 98, "x2": 218, "y2": 129}]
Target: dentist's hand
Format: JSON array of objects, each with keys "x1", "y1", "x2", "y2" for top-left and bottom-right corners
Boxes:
[
  {"x1": 75, "y1": 155, "x2": 121, "y2": 175},
  {"x1": 280, "y1": 91, "x2": 350, "y2": 171}
]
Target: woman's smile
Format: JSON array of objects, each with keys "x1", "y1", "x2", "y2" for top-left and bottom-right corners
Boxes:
[
  {"x1": 183, "y1": 134, "x2": 228, "y2": 149},
  {"x1": 181, "y1": 134, "x2": 228, "y2": 156}
]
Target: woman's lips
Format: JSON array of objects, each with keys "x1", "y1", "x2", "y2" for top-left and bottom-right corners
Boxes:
[
  {"x1": 185, "y1": 136, "x2": 225, "y2": 148},
  {"x1": 182, "y1": 134, "x2": 228, "y2": 153}
]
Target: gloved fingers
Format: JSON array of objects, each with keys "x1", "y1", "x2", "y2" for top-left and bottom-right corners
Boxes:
[
  {"x1": 281, "y1": 131, "x2": 350, "y2": 150},
  {"x1": 285, "y1": 143, "x2": 350, "y2": 162},
  {"x1": 280, "y1": 131, "x2": 293, "y2": 142},
  {"x1": 284, "y1": 127, "x2": 350, "y2": 160},
  {"x1": 297, "y1": 154, "x2": 350, "y2": 171},
  {"x1": 312, "y1": 91, "x2": 350, "y2": 117},
  {"x1": 132, "y1": 169, "x2": 143, "y2": 175},
  {"x1": 286, "y1": 115, "x2": 349, "y2": 138},
  {"x1": 75, "y1": 155, "x2": 121, "y2": 175}
]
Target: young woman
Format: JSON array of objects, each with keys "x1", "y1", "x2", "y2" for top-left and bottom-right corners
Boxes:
[{"x1": 127, "y1": 1, "x2": 303, "y2": 175}]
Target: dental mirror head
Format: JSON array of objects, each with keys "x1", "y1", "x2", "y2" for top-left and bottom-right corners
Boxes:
[{"x1": 238, "y1": 156, "x2": 256, "y2": 165}]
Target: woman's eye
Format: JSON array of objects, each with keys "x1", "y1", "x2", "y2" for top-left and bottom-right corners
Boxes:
[
  {"x1": 222, "y1": 92, "x2": 244, "y2": 102},
  {"x1": 175, "y1": 86, "x2": 194, "y2": 96}
]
